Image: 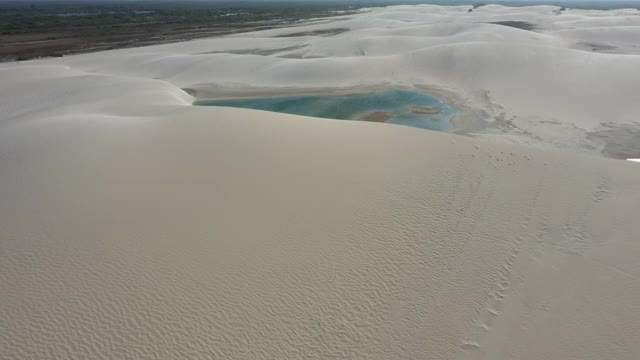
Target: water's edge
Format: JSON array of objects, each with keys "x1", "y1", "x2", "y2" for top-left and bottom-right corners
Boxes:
[{"x1": 196, "y1": 90, "x2": 460, "y2": 132}]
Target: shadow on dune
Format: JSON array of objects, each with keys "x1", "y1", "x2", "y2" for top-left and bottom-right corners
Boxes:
[{"x1": 489, "y1": 21, "x2": 536, "y2": 31}]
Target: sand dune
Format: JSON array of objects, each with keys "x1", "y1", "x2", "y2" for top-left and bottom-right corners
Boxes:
[
  {"x1": 23, "y1": 4, "x2": 638, "y2": 156},
  {"x1": 2, "y1": 4, "x2": 640, "y2": 360}
]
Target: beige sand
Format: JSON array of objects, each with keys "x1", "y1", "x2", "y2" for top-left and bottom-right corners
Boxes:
[{"x1": 2, "y1": 4, "x2": 640, "y2": 360}]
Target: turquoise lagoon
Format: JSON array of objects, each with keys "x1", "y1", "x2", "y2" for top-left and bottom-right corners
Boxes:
[{"x1": 197, "y1": 90, "x2": 458, "y2": 131}]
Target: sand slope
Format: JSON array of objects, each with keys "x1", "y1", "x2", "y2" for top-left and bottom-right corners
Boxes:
[
  {"x1": 2, "y1": 5, "x2": 640, "y2": 360},
  {"x1": 2, "y1": 106, "x2": 640, "y2": 359}
]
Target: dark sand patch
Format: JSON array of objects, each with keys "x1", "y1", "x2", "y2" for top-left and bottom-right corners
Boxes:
[
  {"x1": 277, "y1": 53, "x2": 323, "y2": 59},
  {"x1": 576, "y1": 42, "x2": 617, "y2": 53},
  {"x1": 357, "y1": 111, "x2": 394, "y2": 122},
  {"x1": 587, "y1": 124, "x2": 640, "y2": 159},
  {"x1": 275, "y1": 28, "x2": 349, "y2": 37},
  {"x1": 194, "y1": 45, "x2": 307, "y2": 56},
  {"x1": 489, "y1": 21, "x2": 536, "y2": 31}
]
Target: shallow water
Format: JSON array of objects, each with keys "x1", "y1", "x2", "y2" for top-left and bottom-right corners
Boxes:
[{"x1": 198, "y1": 90, "x2": 459, "y2": 131}]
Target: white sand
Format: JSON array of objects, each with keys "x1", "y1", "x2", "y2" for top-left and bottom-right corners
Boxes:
[
  {"x1": 2, "y1": 5, "x2": 640, "y2": 360},
  {"x1": 19, "y1": 3, "x2": 639, "y2": 156}
]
